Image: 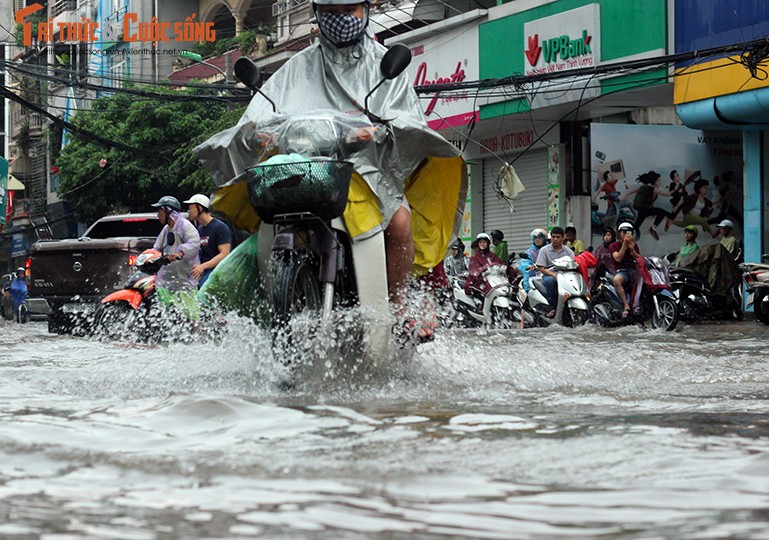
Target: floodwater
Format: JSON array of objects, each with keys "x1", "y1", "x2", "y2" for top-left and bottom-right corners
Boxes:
[{"x1": 1, "y1": 317, "x2": 769, "y2": 539}]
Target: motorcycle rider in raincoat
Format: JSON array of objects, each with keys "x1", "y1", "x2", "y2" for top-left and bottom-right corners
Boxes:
[
  {"x1": 7, "y1": 267, "x2": 28, "y2": 318},
  {"x1": 465, "y1": 233, "x2": 505, "y2": 297},
  {"x1": 194, "y1": 0, "x2": 467, "y2": 333},
  {"x1": 151, "y1": 196, "x2": 201, "y2": 318}
]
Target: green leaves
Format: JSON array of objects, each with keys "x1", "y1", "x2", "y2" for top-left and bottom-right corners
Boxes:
[{"x1": 55, "y1": 87, "x2": 244, "y2": 223}]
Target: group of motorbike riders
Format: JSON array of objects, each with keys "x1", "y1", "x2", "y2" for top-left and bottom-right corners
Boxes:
[{"x1": 441, "y1": 217, "x2": 741, "y2": 327}]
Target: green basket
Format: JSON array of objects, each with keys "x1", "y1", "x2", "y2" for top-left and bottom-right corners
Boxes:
[{"x1": 246, "y1": 159, "x2": 353, "y2": 224}]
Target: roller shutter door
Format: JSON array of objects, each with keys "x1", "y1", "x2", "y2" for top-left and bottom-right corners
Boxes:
[{"x1": 482, "y1": 149, "x2": 548, "y2": 254}]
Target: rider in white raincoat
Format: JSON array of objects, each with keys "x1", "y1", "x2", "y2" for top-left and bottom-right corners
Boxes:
[{"x1": 195, "y1": 0, "x2": 467, "y2": 280}]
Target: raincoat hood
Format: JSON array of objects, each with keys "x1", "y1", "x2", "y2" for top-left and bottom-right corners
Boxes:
[{"x1": 194, "y1": 30, "x2": 467, "y2": 274}]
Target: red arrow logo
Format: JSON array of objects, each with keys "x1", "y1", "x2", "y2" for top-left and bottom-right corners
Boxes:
[{"x1": 525, "y1": 34, "x2": 541, "y2": 66}]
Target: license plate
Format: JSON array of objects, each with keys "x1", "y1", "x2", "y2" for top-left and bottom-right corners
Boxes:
[{"x1": 62, "y1": 303, "x2": 96, "y2": 313}]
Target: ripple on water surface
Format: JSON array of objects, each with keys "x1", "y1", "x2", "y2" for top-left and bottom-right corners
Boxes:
[{"x1": 1, "y1": 319, "x2": 769, "y2": 538}]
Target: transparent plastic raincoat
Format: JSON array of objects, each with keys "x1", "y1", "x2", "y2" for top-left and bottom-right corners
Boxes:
[{"x1": 195, "y1": 28, "x2": 467, "y2": 275}]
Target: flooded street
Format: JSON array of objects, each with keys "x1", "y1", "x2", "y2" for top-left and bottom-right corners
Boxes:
[{"x1": 1, "y1": 318, "x2": 769, "y2": 539}]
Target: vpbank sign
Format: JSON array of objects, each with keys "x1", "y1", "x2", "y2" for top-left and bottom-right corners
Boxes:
[{"x1": 523, "y1": 4, "x2": 600, "y2": 77}]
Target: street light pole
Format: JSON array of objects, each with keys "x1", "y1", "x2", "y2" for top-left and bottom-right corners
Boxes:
[{"x1": 179, "y1": 51, "x2": 232, "y2": 83}]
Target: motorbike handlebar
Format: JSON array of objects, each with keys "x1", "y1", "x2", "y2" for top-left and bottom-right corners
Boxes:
[{"x1": 482, "y1": 265, "x2": 507, "y2": 277}]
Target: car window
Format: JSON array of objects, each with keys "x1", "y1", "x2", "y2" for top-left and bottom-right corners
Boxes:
[{"x1": 85, "y1": 218, "x2": 163, "y2": 239}]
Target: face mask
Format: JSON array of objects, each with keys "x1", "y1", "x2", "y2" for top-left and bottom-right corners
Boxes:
[{"x1": 319, "y1": 11, "x2": 365, "y2": 45}]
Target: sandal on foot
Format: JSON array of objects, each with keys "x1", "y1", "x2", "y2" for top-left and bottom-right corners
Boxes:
[
  {"x1": 648, "y1": 227, "x2": 659, "y2": 241},
  {"x1": 396, "y1": 318, "x2": 435, "y2": 346},
  {"x1": 621, "y1": 308, "x2": 631, "y2": 319}
]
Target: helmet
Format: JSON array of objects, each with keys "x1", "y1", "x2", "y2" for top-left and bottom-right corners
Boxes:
[
  {"x1": 717, "y1": 219, "x2": 734, "y2": 229},
  {"x1": 451, "y1": 239, "x2": 465, "y2": 251},
  {"x1": 490, "y1": 229, "x2": 504, "y2": 241},
  {"x1": 151, "y1": 196, "x2": 181, "y2": 213},
  {"x1": 618, "y1": 222, "x2": 634, "y2": 232},
  {"x1": 183, "y1": 194, "x2": 210, "y2": 211},
  {"x1": 15, "y1": 267, "x2": 25, "y2": 276},
  {"x1": 476, "y1": 232, "x2": 491, "y2": 242},
  {"x1": 530, "y1": 228, "x2": 547, "y2": 239},
  {"x1": 683, "y1": 225, "x2": 698, "y2": 238}
]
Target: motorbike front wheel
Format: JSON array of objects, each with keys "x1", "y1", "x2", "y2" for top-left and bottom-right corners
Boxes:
[
  {"x1": 272, "y1": 255, "x2": 323, "y2": 355},
  {"x1": 94, "y1": 301, "x2": 137, "y2": 340},
  {"x1": 728, "y1": 281, "x2": 744, "y2": 321},
  {"x1": 651, "y1": 296, "x2": 678, "y2": 331},
  {"x1": 591, "y1": 300, "x2": 617, "y2": 327},
  {"x1": 491, "y1": 305, "x2": 516, "y2": 329},
  {"x1": 754, "y1": 289, "x2": 769, "y2": 325},
  {"x1": 564, "y1": 307, "x2": 588, "y2": 328},
  {"x1": 16, "y1": 304, "x2": 29, "y2": 323}
]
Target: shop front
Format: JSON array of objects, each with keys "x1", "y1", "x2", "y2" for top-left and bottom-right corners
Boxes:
[
  {"x1": 477, "y1": 0, "x2": 669, "y2": 253},
  {"x1": 673, "y1": 0, "x2": 769, "y2": 262}
]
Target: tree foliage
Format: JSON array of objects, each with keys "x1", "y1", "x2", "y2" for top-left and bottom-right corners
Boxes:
[{"x1": 55, "y1": 87, "x2": 245, "y2": 224}]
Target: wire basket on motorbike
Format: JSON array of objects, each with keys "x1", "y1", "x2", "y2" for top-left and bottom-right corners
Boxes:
[{"x1": 248, "y1": 156, "x2": 353, "y2": 223}]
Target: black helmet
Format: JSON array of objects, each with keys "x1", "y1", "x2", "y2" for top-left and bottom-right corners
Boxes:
[
  {"x1": 151, "y1": 195, "x2": 181, "y2": 214},
  {"x1": 451, "y1": 239, "x2": 465, "y2": 252},
  {"x1": 490, "y1": 229, "x2": 504, "y2": 241}
]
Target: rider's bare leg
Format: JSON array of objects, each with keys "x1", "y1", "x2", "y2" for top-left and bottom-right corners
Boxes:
[
  {"x1": 385, "y1": 206, "x2": 414, "y2": 307},
  {"x1": 614, "y1": 273, "x2": 630, "y2": 313},
  {"x1": 385, "y1": 206, "x2": 433, "y2": 338}
]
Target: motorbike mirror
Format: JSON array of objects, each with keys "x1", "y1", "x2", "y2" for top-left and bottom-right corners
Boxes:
[
  {"x1": 234, "y1": 57, "x2": 261, "y2": 89},
  {"x1": 364, "y1": 43, "x2": 412, "y2": 119},
  {"x1": 380, "y1": 43, "x2": 411, "y2": 80},
  {"x1": 234, "y1": 57, "x2": 277, "y2": 112}
]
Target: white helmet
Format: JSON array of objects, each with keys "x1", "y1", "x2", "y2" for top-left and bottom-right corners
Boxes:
[
  {"x1": 717, "y1": 219, "x2": 734, "y2": 229},
  {"x1": 618, "y1": 222, "x2": 634, "y2": 232},
  {"x1": 183, "y1": 194, "x2": 210, "y2": 211},
  {"x1": 476, "y1": 232, "x2": 491, "y2": 242},
  {"x1": 530, "y1": 228, "x2": 547, "y2": 239}
]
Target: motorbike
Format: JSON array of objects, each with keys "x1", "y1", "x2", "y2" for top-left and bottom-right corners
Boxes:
[
  {"x1": 451, "y1": 265, "x2": 518, "y2": 328},
  {"x1": 233, "y1": 46, "x2": 419, "y2": 358},
  {"x1": 93, "y1": 248, "x2": 170, "y2": 340},
  {"x1": 517, "y1": 256, "x2": 590, "y2": 327},
  {"x1": 2, "y1": 280, "x2": 29, "y2": 323},
  {"x1": 668, "y1": 265, "x2": 743, "y2": 322},
  {"x1": 94, "y1": 248, "x2": 223, "y2": 342},
  {"x1": 591, "y1": 256, "x2": 679, "y2": 330},
  {"x1": 739, "y1": 254, "x2": 769, "y2": 325}
]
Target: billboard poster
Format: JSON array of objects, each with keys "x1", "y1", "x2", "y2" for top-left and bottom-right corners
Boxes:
[
  {"x1": 590, "y1": 124, "x2": 743, "y2": 257},
  {"x1": 547, "y1": 145, "x2": 563, "y2": 229},
  {"x1": 404, "y1": 23, "x2": 480, "y2": 132},
  {"x1": 11, "y1": 233, "x2": 26, "y2": 257},
  {"x1": 523, "y1": 3, "x2": 601, "y2": 109}
]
